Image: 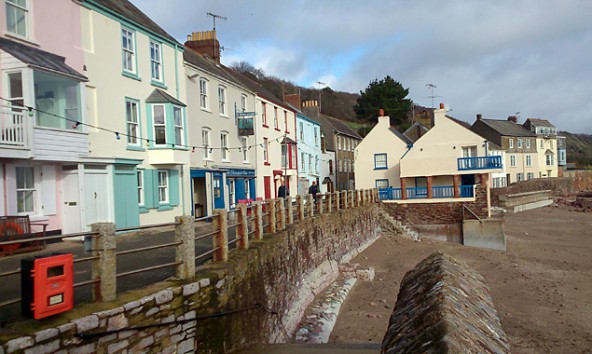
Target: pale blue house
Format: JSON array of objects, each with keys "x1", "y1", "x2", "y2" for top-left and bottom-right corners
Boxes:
[{"x1": 294, "y1": 109, "x2": 322, "y2": 196}]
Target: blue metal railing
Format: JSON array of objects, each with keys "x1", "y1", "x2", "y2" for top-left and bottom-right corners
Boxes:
[
  {"x1": 460, "y1": 185, "x2": 474, "y2": 198},
  {"x1": 378, "y1": 187, "x2": 402, "y2": 200},
  {"x1": 378, "y1": 185, "x2": 475, "y2": 200},
  {"x1": 432, "y1": 186, "x2": 454, "y2": 198},
  {"x1": 457, "y1": 156, "x2": 503, "y2": 170}
]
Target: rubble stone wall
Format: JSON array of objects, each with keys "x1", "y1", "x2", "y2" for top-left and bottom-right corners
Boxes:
[
  {"x1": 1, "y1": 206, "x2": 381, "y2": 354},
  {"x1": 381, "y1": 252, "x2": 510, "y2": 354},
  {"x1": 491, "y1": 171, "x2": 592, "y2": 205}
]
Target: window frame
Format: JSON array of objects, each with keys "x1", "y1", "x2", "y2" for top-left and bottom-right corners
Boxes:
[
  {"x1": 218, "y1": 85, "x2": 227, "y2": 116},
  {"x1": 526, "y1": 139, "x2": 531, "y2": 149},
  {"x1": 273, "y1": 107, "x2": 279, "y2": 130},
  {"x1": 510, "y1": 155, "x2": 516, "y2": 167},
  {"x1": 518, "y1": 138, "x2": 523, "y2": 149},
  {"x1": 284, "y1": 111, "x2": 289, "y2": 132},
  {"x1": 137, "y1": 170, "x2": 144, "y2": 206},
  {"x1": 242, "y1": 137, "x2": 249, "y2": 163},
  {"x1": 16, "y1": 165, "x2": 35, "y2": 214},
  {"x1": 374, "y1": 153, "x2": 388, "y2": 170},
  {"x1": 301, "y1": 152, "x2": 306, "y2": 171},
  {"x1": 202, "y1": 129, "x2": 211, "y2": 160},
  {"x1": 152, "y1": 104, "x2": 167, "y2": 146},
  {"x1": 526, "y1": 155, "x2": 532, "y2": 167},
  {"x1": 125, "y1": 98, "x2": 141, "y2": 147},
  {"x1": 240, "y1": 94, "x2": 247, "y2": 112},
  {"x1": 263, "y1": 138, "x2": 269, "y2": 163},
  {"x1": 6, "y1": 0, "x2": 30, "y2": 39},
  {"x1": 173, "y1": 106, "x2": 183, "y2": 146},
  {"x1": 221, "y1": 132, "x2": 229, "y2": 161},
  {"x1": 149, "y1": 39, "x2": 163, "y2": 84},
  {"x1": 157, "y1": 170, "x2": 169, "y2": 204},
  {"x1": 199, "y1": 78, "x2": 208, "y2": 110},
  {"x1": 375, "y1": 179, "x2": 389, "y2": 189},
  {"x1": 261, "y1": 102, "x2": 267, "y2": 126},
  {"x1": 121, "y1": 27, "x2": 137, "y2": 75},
  {"x1": 508, "y1": 138, "x2": 514, "y2": 149}
]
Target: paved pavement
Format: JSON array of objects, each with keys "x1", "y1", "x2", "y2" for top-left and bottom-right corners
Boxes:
[{"x1": 0, "y1": 220, "x2": 234, "y2": 326}]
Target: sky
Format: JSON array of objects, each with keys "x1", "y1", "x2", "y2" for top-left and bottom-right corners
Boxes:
[{"x1": 131, "y1": 0, "x2": 592, "y2": 133}]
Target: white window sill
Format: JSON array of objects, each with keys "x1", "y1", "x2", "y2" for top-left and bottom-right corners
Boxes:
[{"x1": 4, "y1": 32, "x2": 39, "y2": 46}]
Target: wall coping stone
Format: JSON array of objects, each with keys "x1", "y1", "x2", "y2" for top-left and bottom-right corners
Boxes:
[{"x1": 381, "y1": 252, "x2": 510, "y2": 354}]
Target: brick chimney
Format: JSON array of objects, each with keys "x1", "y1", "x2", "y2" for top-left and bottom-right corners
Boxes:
[
  {"x1": 476, "y1": 114, "x2": 482, "y2": 121},
  {"x1": 284, "y1": 94, "x2": 301, "y2": 110},
  {"x1": 185, "y1": 31, "x2": 221, "y2": 63},
  {"x1": 507, "y1": 116, "x2": 517, "y2": 123}
]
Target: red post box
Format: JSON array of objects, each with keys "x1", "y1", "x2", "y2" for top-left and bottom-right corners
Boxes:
[{"x1": 21, "y1": 253, "x2": 74, "y2": 319}]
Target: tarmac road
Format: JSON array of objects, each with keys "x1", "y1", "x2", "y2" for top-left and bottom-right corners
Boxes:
[{"x1": 0, "y1": 221, "x2": 236, "y2": 326}]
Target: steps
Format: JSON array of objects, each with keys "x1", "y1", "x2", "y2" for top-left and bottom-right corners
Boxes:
[{"x1": 378, "y1": 209, "x2": 419, "y2": 241}]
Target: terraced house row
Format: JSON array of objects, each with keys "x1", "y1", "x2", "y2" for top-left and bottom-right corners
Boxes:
[{"x1": 0, "y1": 0, "x2": 357, "y2": 234}]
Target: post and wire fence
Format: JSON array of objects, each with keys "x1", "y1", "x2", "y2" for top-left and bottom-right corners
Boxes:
[{"x1": 0, "y1": 189, "x2": 378, "y2": 322}]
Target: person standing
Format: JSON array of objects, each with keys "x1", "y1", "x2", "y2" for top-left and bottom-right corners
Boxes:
[
  {"x1": 308, "y1": 180, "x2": 318, "y2": 202},
  {"x1": 278, "y1": 181, "x2": 289, "y2": 198}
]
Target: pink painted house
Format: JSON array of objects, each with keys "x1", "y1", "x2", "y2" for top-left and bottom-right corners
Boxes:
[{"x1": 0, "y1": 0, "x2": 87, "y2": 235}]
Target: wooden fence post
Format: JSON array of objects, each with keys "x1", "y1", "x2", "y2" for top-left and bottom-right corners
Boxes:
[
  {"x1": 237, "y1": 203, "x2": 249, "y2": 250},
  {"x1": 213, "y1": 209, "x2": 228, "y2": 262},
  {"x1": 267, "y1": 199, "x2": 276, "y2": 234},
  {"x1": 253, "y1": 202, "x2": 263, "y2": 241},
  {"x1": 287, "y1": 197, "x2": 294, "y2": 225},
  {"x1": 297, "y1": 195, "x2": 305, "y2": 221}
]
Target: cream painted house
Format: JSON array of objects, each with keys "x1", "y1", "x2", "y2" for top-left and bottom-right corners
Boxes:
[
  {"x1": 356, "y1": 107, "x2": 503, "y2": 202},
  {"x1": 183, "y1": 35, "x2": 257, "y2": 216},
  {"x1": 80, "y1": 0, "x2": 190, "y2": 231},
  {"x1": 523, "y1": 118, "x2": 558, "y2": 179},
  {"x1": 354, "y1": 114, "x2": 412, "y2": 190}
]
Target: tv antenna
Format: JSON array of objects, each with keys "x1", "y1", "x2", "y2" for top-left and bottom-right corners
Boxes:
[
  {"x1": 207, "y1": 12, "x2": 227, "y2": 31},
  {"x1": 426, "y1": 83, "x2": 440, "y2": 109},
  {"x1": 317, "y1": 81, "x2": 326, "y2": 111}
]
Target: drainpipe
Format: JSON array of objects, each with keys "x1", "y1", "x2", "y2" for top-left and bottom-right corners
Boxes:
[{"x1": 174, "y1": 44, "x2": 180, "y2": 99}]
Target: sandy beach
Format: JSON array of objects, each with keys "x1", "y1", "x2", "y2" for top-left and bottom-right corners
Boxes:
[{"x1": 330, "y1": 206, "x2": 592, "y2": 353}]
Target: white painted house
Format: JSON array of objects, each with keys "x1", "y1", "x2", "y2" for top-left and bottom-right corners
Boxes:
[{"x1": 183, "y1": 33, "x2": 257, "y2": 216}]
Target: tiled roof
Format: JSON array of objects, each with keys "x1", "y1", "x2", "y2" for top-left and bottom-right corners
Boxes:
[
  {"x1": 479, "y1": 119, "x2": 536, "y2": 137},
  {"x1": 0, "y1": 37, "x2": 87, "y2": 81},
  {"x1": 84, "y1": 0, "x2": 179, "y2": 44}
]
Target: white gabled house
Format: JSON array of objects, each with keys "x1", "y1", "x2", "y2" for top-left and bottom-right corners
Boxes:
[
  {"x1": 355, "y1": 106, "x2": 503, "y2": 203},
  {"x1": 354, "y1": 111, "x2": 412, "y2": 191}
]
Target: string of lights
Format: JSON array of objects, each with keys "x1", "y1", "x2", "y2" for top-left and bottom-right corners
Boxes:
[
  {"x1": 0, "y1": 96, "x2": 295, "y2": 152},
  {"x1": 0, "y1": 96, "x2": 351, "y2": 167}
]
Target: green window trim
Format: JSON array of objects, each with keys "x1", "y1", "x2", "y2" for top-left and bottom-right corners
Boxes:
[
  {"x1": 121, "y1": 26, "x2": 140, "y2": 79},
  {"x1": 125, "y1": 97, "x2": 142, "y2": 148},
  {"x1": 140, "y1": 168, "x2": 180, "y2": 210},
  {"x1": 145, "y1": 103, "x2": 188, "y2": 150}
]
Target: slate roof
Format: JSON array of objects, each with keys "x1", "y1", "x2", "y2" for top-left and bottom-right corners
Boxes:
[
  {"x1": 146, "y1": 89, "x2": 185, "y2": 106},
  {"x1": 183, "y1": 49, "x2": 244, "y2": 88},
  {"x1": 83, "y1": 0, "x2": 179, "y2": 44},
  {"x1": 389, "y1": 126, "x2": 413, "y2": 145},
  {"x1": 478, "y1": 118, "x2": 535, "y2": 137},
  {"x1": 224, "y1": 69, "x2": 294, "y2": 111},
  {"x1": 0, "y1": 37, "x2": 87, "y2": 81},
  {"x1": 524, "y1": 118, "x2": 555, "y2": 128}
]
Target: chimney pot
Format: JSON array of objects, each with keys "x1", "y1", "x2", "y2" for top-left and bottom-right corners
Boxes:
[
  {"x1": 507, "y1": 116, "x2": 517, "y2": 123},
  {"x1": 439, "y1": 103, "x2": 445, "y2": 109},
  {"x1": 476, "y1": 114, "x2": 482, "y2": 120},
  {"x1": 379, "y1": 109, "x2": 384, "y2": 117}
]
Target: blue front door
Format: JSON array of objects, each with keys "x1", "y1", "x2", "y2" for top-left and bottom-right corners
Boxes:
[
  {"x1": 114, "y1": 167, "x2": 140, "y2": 229},
  {"x1": 213, "y1": 173, "x2": 225, "y2": 209}
]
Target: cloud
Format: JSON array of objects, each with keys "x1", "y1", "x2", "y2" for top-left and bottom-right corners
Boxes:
[{"x1": 131, "y1": 0, "x2": 592, "y2": 132}]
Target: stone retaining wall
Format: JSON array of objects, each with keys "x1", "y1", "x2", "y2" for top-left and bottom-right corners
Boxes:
[
  {"x1": 381, "y1": 252, "x2": 510, "y2": 354},
  {"x1": 1, "y1": 205, "x2": 381, "y2": 354},
  {"x1": 491, "y1": 171, "x2": 592, "y2": 205}
]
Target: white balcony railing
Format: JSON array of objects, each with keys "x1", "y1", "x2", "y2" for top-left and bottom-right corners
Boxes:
[{"x1": 0, "y1": 106, "x2": 28, "y2": 147}]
